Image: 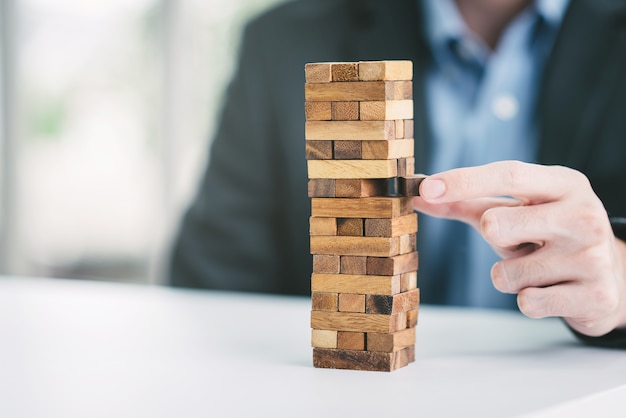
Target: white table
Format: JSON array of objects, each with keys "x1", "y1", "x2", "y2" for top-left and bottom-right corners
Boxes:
[{"x1": 0, "y1": 277, "x2": 624, "y2": 418}]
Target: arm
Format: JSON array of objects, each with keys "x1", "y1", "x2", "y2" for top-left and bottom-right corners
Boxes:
[{"x1": 413, "y1": 160, "x2": 626, "y2": 342}]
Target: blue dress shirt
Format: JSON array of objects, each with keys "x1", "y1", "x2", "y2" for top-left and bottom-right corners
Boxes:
[{"x1": 419, "y1": 0, "x2": 570, "y2": 309}]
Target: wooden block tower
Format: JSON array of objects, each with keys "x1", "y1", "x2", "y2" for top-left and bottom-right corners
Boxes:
[{"x1": 305, "y1": 61, "x2": 423, "y2": 372}]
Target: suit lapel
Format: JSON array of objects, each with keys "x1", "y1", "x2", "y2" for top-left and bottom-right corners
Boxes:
[{"x1": 538, "y1": 0, "x2": 626, "y2": 169}]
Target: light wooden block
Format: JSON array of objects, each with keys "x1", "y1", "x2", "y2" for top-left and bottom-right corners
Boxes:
[
  {"x1": 335, "y1": 179, "x2": 391, "y2": 198},
  {"x1": 366, "y1": 252, "x2": 418, "y2": 276},
  {"x1": 336, "y1": 218, "x2": 364, "y2": 236},
  {"x1": 360, "y1": 100, "x2": 413, "y2": 121},
  {"x1": 310, "y1": 310, "x2": 407, "y2": 333},
  {"x1": 340, "y1": 256, "x2": 367, "y2": 275},
  {"x1": 331, "y1": 101, "x2": 359, "y2": 121},
  {"x1": 311, "y1": 197, "x2": 413, "y2": 219},
  {"x1": 312, "y1": 254, "x2": 340, "y2": 274},
  {"x1": 311, "y1": 329, "x2": 338, "y2": 348},
  {"x1": 308, "y1": 160, "x2": 398, "y2": 179},
  {"x1": 309, "y1": 217, "x2": 337, "y2": 236},
  {"x1": 407, "y1": 308, "x2": 419, "y2": 328},
  {"x1": 400, "y1": 233, "x2": 416, "y2": 254},
  {"x1": 367, "y1": 327, "x2": 416, "y2": 352},
  {"x1": 404, "y1": 120, "x2": 414, "y2": 138},
  {"x1": 305, "y1": 81, "x2": 411, "y2": 102},
  {"x1": 358, "y1": 60, "x2": 413, "y2": 81},
  {"x1": 395, "y1": 119, "x2": 405, "y2": 138},
  {"x1": 338, "y1": 293, "x2": 366, "y2": 312},
  {"x1": 308, "y1": 179, "x2": 335, "y2": 198},
  {"x1": 310, "y1": 236, "x2": 401, "y2": 257},
  {"x1": 305, "y1": 141, "x2": 333, "y2": 160},
  {"x1": 362, "y1": 139, "x2": 414, "y2": 160},
  {"x1": 312, "y1": 346, "x2": 414, "y2": 372},
  {"x1": 400, "y1": 271, "x2": 418, "y2": 292},
  {"x1": 397, "y1": 157, "x2": 415, "y2": 177},
  {"x1": 305, "y1": 63, "x2": 332, "y2": 83},
  {"x1": 333, "y1": 140, "x2": 361, "y2": 159},
  {"x1": 364, "y1": 213, "x2": 418, "y2": 237},
  {"x1": 311, "y1": 273, "x2": 401, "y2": 295},
  {"x1": 305, "y1": 102, "x2": 332, "y2": 121},
  {"x1": 337, "y1": 331, "x2": 365, "y2": 350},
  {"x1": 311, "y1": 292, "x2": 338, "y2": 312},
  {"x1": 332, "y1": 63, "x2": 359, "y2": 81},
  {"x1": 305, "y1": 120, "x2": 395, "y2": 140},
  {"x1": 365, "y1": 288, "x2": 420, "y2": 315}
]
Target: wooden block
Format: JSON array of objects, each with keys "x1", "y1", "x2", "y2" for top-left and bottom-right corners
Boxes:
[
  {"x1": 313, "y1": 346, "x2": 414, "y2": 372},
  {"x1": 358, "y1": 60, "x2": 413, "y2": 81},
  {"x1": 367, "y1": 327, "x2": 416, "y2": 352},
  {"x1": 310, "y1": 236, "x2": 400, "y2": 257},
  {"x1": 305, "y1": 120, "x2": 395, "y2": 140},
  {"x1": 366, "y1": 252, "x2": 418, "y2": 276},
  {"x1": 395, "y1": 119, "x2": 405, "y2": 139},
  {"x1": 311, "y1": 329, "x2": 338, "y2": 348},
  {"x1": 364, "y1": 213, "x2": 417, "y2": 237},
  {"x1": 308, "y1": 179, "x2": 336, "y2": 197},
  {"x1": 336, "y1": 218, "x2": 364, "y2": 236},
  {"x1": 310, "y1": 310, "x2": 406, "y2": 333},
  {"x1": 332, "y1": 63, "x2": 359, "y2": 81},
  {"x1": 398, "y1": 174, "x2": 426, "y2": 196},
  {"x1": 360, "y1": 100, "x2": 413, "y2": 121},
  {"x1": 313, "y1": 254, "x2": 340, "y2": 274},
  {"x1": 362, "y1": 139, "x2": 414, "y2": 160},
  {"x1": 309, "y1": 217, "x2": 337, "y2": 236},
  {"x1": 365, "y1": 288, "x2": 419, "y2": 315},
  {"x1": 337, "y1": 331, "x2": 365, "y2": 350},
  {"x1": 338, "y1": 293, "x2": 366, "y2": 312},
  {"x1": 311, "y1": 292, "x2": 338, "y2": 311},
  {"x1": 305, "y1": 63, "x2": 332, "y2": 83},
  {"x1": 305, "y1": 141, "x2": 333, "y2": 160},
  {"x1": 340, "y1": 256, "x2": 367, "y2": 275},
  {"x1": 305, "y1": 81, "x2": 411, "y2": 102},
  {"x1": 311, "y1": 197, "x2": 413, "y2": 219},
  {"x1": 400, "y1": 233, "x2": 416, "y2": 254},
  {"x1": 305, "y1": 102, "x2": 332, "y2": 121},
  {"x1": 335, "y1": 179, "x2": 391, "y2": 198},
  {"x1": 400, "y1": 271, "x2": 418, "y2": 292},
  {"x1": 397, "y1": 157, "x2": 415, "y2": 177},
  {"x1": 331, "y1": 101, "x2": 359, "y2": 121},
  {"x1": 311, "y1": 273, "x2": 401, "y2": 295},
  {"x1": 308, "y1": 160, "x2": 398, "y2": 179},
  {"x1": 404, "y1": 120, "x2": 414, "y2": 139},
  {"x1": 333, "y1": 140, "x2": 361, "y2": 159},
  {"x1": 407, "y1": 308, "x2": 419, "y2": 327}
]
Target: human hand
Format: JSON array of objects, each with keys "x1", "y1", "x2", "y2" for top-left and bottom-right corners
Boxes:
[{"x1": 413, "y1": 160, "x2": 626, "y2": 337}]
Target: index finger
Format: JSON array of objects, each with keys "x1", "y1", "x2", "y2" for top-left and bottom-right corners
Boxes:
[{"x1": 419, "y1": 161, "x2": 589, "y2": 204}]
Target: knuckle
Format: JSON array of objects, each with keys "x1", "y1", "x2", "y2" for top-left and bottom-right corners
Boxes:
[{"x1": 503, "y1": 161, "x2": 528, "y2": 189}]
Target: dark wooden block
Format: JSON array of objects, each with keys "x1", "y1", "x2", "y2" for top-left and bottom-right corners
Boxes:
[
  {"x1": 306, "y1": 141, "x2": 333, "y2": 160},
  {"x1": 331, "y1": 102, "x2": 359, "y2": 121},
  {"x1": 336, "y1": 218, "x2": 364, "y2": 236},
  {"x1": 340, "y1": 256, "x2": 367, "y2": 275},
  {"x1": 308, "y1": 179, "x2": 336, "y2": 197},
  {"x1": 365, "y1": 288, "x2": 419, "y2": 315},
  {"x1": 366, "y1": 252, "x2": 418, "y2": 276},
  {"x1": 313, "y1": 346, "x2": 414, "y2": 372},
  {"x1": 333, "y1": 140, "x2": 361, "y2": 159},
  {"x1": 332, "y1": 63, "x2": 359, "y2": 81},
  {"x1": 398, "y1": 174, "x2": 426, "y2": 197}
]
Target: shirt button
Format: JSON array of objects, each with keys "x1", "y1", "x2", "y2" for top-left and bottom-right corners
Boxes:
[{"x1": 492, "y1": 94, "x2": 519, "y2": 120}]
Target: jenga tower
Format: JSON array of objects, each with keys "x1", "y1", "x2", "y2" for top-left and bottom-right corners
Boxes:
[{"x1": 305, "y1": 61, "x2": 422, "y2": 372}]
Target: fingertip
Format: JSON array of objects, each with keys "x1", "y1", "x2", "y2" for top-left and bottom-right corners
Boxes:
[{"x1": 420, "y1": 178, "x2": 446, "y2": 201}]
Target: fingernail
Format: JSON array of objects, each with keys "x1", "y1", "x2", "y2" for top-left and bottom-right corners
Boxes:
[{"x1": 421, "y1": 179, "x2": 446, "y2": 199}]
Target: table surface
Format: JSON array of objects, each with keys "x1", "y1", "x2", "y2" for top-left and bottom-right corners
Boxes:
[{"x1": 1, "y1": 277, "x2": 625, "y2": 418}]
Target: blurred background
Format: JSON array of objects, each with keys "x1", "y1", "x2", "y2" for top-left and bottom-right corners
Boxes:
[{"x1": 0, "y1": 0, "x2": 283, "y2": 284}]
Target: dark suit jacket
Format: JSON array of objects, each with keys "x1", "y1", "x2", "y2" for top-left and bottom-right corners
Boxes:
[{"x1": 169, "y1": 0, "x2": 626, "y2": 307}]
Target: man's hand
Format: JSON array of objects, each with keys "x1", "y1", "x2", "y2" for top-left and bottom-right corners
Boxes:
[{"x1": 413, "y1": 160, "x2": 626, "y2": 337}]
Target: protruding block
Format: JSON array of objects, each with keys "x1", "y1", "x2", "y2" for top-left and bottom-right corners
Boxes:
[
  {"x1": 312, "y1": 254, "x2": 340, "y2": 274},
  {"x1": 311, "y1": 197, "x2": 413, "y2": 219},
  {"x1": 312, "y1": 329, "x2": 338, "y2": 348},
  {"x1": 332, "y1": 63, "x2": 359, "y2": 81},
  {"x1": 306, "y1": 120, "x2": 395, "y2": 140},
  {"x1": 398, "y1": 174, "x2": 426, "y2": 196},
  {"x1": 311, "y1": 273, "x2": 401, "y2": 295},
  {"x1": 367, "y1": 327, "x2": 416, "y2": 352},
  {"x1": 312, "y1": 346, "x2": 414, "y2": 372},
  {"x1": 336, "y1": 218, "x2": 364, "y2": 236},
  {"x1": 358, "y1": 60, "x2": 413, "y2": 81},
  {"x1": 338, "y1": 293, "x2": 366, "y2": 312},
  {"x1": 308, "y1": 160, "x2": 398, "y2": 179},
  {"x1": 365, "y1": 288, "x2": 420, "y2": 315},
  {"x1": 364, "y1": 213, "x2": 418, "y2": 237},
  {"x1": 310, "y1": 236, "x2": 401, "y2": 257},
  {"x1": 311, "y1": 292, "x2": 338, "y2": 312},
  {"x1": 305, "y1": 81, "x2": 412, "y2": 102},
  {"x1": 337, "y1": 331, "x2": 366, "y2": 350},
  {"x1": 309, "y1": 217, "x2": 337, "y2": 236},
  {"x1": 305, "y1": 102, "x2": 332, "y2": 121},
  {"x1": 310, "y1": 310, "x2": 407, "y2": 333},
  {"x1": 366, "y1": 252, "x2": 418, "y2": 276},
  {"x1": 305, "y1": 63, "x2": 332, "y2": 83},
  {"x1": 360, "y1": 100, "x2": 413, "y2": 121},
  {"x1": 308, "y1": 179, "x2": 335, "y2": 198}
]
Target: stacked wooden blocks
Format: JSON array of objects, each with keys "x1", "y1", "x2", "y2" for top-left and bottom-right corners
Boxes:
[{"x1": 305, "y1": 60, "x2": 423, "y2": 372}]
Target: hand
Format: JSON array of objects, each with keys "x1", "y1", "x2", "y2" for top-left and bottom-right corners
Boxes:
[{"x1": 413, "y1": 160, "x2": 626, "y2": 337}]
